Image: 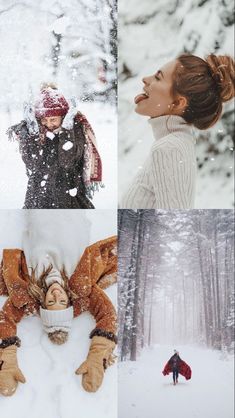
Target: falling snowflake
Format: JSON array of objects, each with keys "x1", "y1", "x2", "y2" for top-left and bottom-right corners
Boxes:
[
  {"x1": 69, "y1": 187, "x2": 77, "y2": 197},
  {"x1": 46, "y1": 132, "x2": 55, "y2": 140},
  {"x1": 62, "y1": 141, "x2": 74, "y2": 151}
]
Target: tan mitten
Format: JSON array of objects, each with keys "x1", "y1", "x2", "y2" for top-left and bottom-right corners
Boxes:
[
  {"x1": 75, "y1": 336, "x2": 116, "y2": 392},
  {"x1": 0, "y1": 346, "x2": 26, "y2": 396}
]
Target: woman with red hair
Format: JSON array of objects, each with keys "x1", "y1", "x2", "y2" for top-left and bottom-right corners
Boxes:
[{"x1": 121, "y1": 53, "x2": 234, "y2": 209}]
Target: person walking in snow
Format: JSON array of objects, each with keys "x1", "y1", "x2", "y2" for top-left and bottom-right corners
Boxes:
[
  {"x1": 170, "y1": 350, "x2": 180, "y2": 385},
  {"x1": 162, "y1": 350, "x2": 192, "y2": 385},
  {"x1": 7, "y1": 84, "x2": 103, "y2": 209},
  {"x1": 0, "y1": 236, "x2": 117, "y2": 396},
  {"x1": 121, "y1": 53, "x2": 235, "y2": 209}
]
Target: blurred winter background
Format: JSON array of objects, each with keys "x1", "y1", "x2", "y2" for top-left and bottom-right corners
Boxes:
[
  {"x1": 118, "y1": 0, "x2": 234, "y2": 208},
  {"x1": 0, "y1": 0, "x2": 117, "y2": 208}
]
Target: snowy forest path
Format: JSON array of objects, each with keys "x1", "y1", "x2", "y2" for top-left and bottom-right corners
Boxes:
[{"x1": 119, "y1": 345, "x2": 234, "y2": 418}]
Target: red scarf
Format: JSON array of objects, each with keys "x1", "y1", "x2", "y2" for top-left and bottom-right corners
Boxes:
[{"x1": 75, "y1": 112, "x2": 102, "y2": 184}]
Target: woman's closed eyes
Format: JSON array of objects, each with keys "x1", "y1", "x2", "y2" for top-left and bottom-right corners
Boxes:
[
  {"x1": 47, "y1": 299, "x2": 67, "y2": 306},
  {"x1": 154, "y1": 70, "x2": 164, "y2": 80}
]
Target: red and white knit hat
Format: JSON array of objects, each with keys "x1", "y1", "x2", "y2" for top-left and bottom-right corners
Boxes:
[{"x1": 34, "y1": 85, "x2": 69, "y2": 118}]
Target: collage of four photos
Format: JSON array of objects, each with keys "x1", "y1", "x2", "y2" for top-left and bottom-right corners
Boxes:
[{"x1": 0, "y1": 1, "x2": 234, "y2": 418}]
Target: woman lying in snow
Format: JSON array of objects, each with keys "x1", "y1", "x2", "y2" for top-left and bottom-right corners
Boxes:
[
  {"x1": 7, "y1": 83, "x2": 103, "y2": 209},
  {"x1": 0, "y1": 236, "x2": 117, "y2": 396},
  {"x1": 162, "y1": 350, "x2": 192, "y2": 385},
  {"x1": 121, "y1": 53, "x2": 235, "y2": 210}
]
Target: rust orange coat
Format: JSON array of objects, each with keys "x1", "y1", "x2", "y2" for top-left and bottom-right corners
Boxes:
[{"x1": 0, "y1": 236, "x2": 117, "y2": 341}]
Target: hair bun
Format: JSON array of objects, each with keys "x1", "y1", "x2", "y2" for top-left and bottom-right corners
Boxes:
[
  {"x1": 40, "y1": 82, "x2": 58, "y2": 91},
  {"x1": 206, "y1": 54, "x2": 235, "y2": 102}
]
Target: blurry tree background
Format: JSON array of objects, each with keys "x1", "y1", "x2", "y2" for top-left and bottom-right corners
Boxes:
[{"x1": 0, "y1": 0, "x2": 117, "y2": 113}]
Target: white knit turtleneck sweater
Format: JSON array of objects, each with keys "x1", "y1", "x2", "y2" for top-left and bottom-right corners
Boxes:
[{"x1": 121, "y1": 115, "x2": 197, "y2": 209}]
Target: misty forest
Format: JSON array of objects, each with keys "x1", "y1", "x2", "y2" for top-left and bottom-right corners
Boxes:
[{"x1": 118, "y1": 209, "x2": 234, "y2": 361}]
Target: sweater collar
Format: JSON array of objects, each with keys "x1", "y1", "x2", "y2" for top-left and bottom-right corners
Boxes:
[{"x1": 148, "y1": 115, "x2": 194, "y2": 142}]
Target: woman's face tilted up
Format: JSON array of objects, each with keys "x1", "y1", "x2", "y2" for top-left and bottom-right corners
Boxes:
[
  {"x1": 135, "y1": 60, "x2": 186, "y2": 118},
  {"x1": 44, "y1": 282, "x2": 69, "y2": 310}
]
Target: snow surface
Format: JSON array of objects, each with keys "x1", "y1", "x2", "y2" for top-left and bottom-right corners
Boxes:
[
  {"x1": 0, "y1": 101, "x2": 117, "y2": 209},
  {"x1": 0, "y1": 210, "x2": 117, "y2": 418},
  {"x1": 118, "y1": 0, "x2": 234, "y2": 208},
  {"x1": 119, "y1": 345, "x2": 234, "y2": 418}
]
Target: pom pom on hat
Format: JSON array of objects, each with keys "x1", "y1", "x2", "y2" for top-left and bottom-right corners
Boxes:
[
  {"x1": 34, "y1": 84, "x2": 69, "y2": 118},
  {"x1": 40, "y1": 306, "x2": 74, "y2": 334}
]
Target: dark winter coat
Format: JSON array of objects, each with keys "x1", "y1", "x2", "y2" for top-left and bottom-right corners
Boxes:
[
  {"x1": 13, "y1": 117, "x2": 94, "y2": 209},
  {"x1": 169, "y1": 353, "x2": 181, "y2": 370},
  {"x1": 162, "y1": 355, "x2": 192, "y2": 380}
]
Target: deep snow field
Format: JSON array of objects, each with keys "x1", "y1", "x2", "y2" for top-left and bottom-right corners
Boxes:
[
  {"x1": 0, "y1": 210, "x2": 117, "y2": 418},
  {"x1": 0, "y1": 101, "x2": 117, "y2": 209},
  {"x1": 119, "y1": 344, "x2": 234, "y2": 418}
]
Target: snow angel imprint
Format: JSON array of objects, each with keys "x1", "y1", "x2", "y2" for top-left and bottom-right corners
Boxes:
[
  {"x1": 162, "y1": 350, "x2": 192, "y2": 385},
  {"x1": 121, "y1": 53, "x2": 235, "y2": 210},
  {"x1": 7, "y1": 84, "x2": 103, "y2": 209},
  {"x1": 0, "y1": 236, "x2": 117, "y2": 396}
]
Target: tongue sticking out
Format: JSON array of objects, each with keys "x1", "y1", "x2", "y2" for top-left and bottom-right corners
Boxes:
[{"x1": 134, "y1": 93, "x2": 149, "y2": 104}]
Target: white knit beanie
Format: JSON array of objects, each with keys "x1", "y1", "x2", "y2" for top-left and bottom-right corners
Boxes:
[{"x1": 40, "y1": 306, "x2": 74, "y2": 334}]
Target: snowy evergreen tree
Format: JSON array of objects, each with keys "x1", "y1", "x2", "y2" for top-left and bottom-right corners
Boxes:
[{"x1": 0, "y1": 0, "x2": 117, "y2": 111}]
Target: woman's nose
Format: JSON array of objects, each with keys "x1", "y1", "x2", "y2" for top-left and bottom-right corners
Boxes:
[
  {"x1": 52, "y1": 289, "x2": 61, "y2": 298},
  {"x1": 142, "y1": 76, "x2": 150, "y2": 85}
]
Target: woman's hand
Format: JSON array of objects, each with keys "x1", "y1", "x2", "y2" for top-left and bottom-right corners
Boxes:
[
  {"x1": 75, "y1": 336, "x2": 116, "y2": 392},
  {"x1": 0, "y1": 346, "x2": 26, "y2": 396}
]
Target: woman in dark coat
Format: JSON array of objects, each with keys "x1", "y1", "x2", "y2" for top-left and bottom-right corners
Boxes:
[
  {"x1": 162, "y1": 350, "x2": 192, "y2": 385},
  {"x1": 7, "y1": 84, "x2": 103, "y2": 209}
]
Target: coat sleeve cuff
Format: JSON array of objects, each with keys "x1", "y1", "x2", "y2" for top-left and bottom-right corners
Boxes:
[
  {"x1": 0, "y1": 336, "x2": 21, "y2": 349},
  {"x1": 89, "y1": 328, "x2": 117, "y2": 344}
]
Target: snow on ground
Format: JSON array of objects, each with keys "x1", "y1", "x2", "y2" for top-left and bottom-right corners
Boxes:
[
  {"x1": 119, "y1": 344, "x2": 234, "y2": 418},
  {"x1": 0, "y1": 101, "x2": 117, "y2": 209},
  {"x1": 0, "y1": 210, "x2": 117, "y2": 418}
]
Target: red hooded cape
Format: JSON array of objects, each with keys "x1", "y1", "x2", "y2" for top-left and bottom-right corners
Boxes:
[{"x1": 162, "y1": 358, "x2": 192, "y2": 380}]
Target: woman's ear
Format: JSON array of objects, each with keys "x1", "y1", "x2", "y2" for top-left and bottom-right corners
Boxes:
[{"x1": 172, "y1": 95, "x2": 188, "y2": 114}]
